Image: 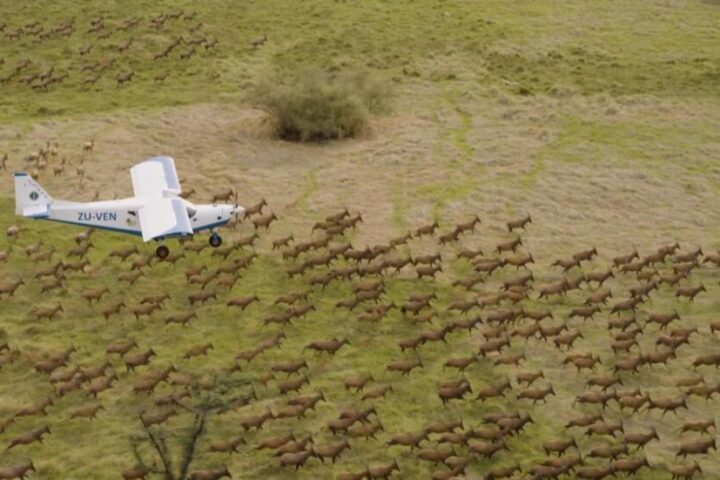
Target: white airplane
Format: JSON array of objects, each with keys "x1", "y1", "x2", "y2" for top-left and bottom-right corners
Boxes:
[{"x1": 13, "y1": 156, "x2": 242, "y2": 258}]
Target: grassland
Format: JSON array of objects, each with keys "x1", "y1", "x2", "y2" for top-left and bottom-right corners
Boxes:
[{"x1": 1, "y1": 0, "x2": 720, "y2": 479}]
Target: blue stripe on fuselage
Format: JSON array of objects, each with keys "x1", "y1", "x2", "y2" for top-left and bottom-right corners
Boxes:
[
  {"x1": 42, "y1": 217, "x2": 143, "y2": 236},
  {"x1": 35, "y1": 217, "x2": 230, "y2": 239}
]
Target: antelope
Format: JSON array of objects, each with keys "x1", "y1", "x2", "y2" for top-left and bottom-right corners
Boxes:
[
  {"x1": 116, "y1": 71, "x2": 134, "y2": 86},
  {"x1": 254, "y1": 432, "x2": 295, "y2": 451},
  {"x1": 6, "y1": 425, "x2": 50, "y2": 450},
  {"x1": 416, "y1": 264, "x2": 442, "y2": 278},
  {"x1": 585, "y1": 288, "x2": 612, "y2": 305},
  {"x1": 140, "y1": 408, "x2": 176, "y2": 428},
  {"x1": 362, "y1": 384, "x2": 393, "y2": 400},
  {"x1": 387, "y1": 358, "x2": 423, "y2": 375},
  {"x1": 438, "y1": 381, "x2": 472, "y2": 404},
  {"x1": 164, "y1": 312, "x2": 197, "y2": 326},
  {"x1": 242, "y1": 198, "x2": 267, "y2": 218},
  {"x1": 34, "y1": 303, "x2": 63, "y2": 320},
  {"x1": 648, "y1": 395, "x2": 688, "y2": 415},
  {"x1": 71, "y1": 403, "x2": 105, "y2": 420},
  {"x1": 468, "y1": 440, "x2": 506, "y2": 458},
  {"x1": 646, "y1": 311, "x2": 680, "y2": 330},
  {"x1": 496, "y1": 236, "x2": 522, "y2": 253},
  {"x1": 344, "y1": 373, "x2": 373, "y2": 392},
  {"x1": 271, "y1": 234, "x2": 293, "y2": 250},
  {"x1": 389, "y1": 231, "x2": 412, "y2": 246},
  {"x1": 506, "y1": 214, "x2": 531, "y2": 231},
  {"x1": 681, "y1": 419, "x2": 715, "y2": 434},
  {"x1": 438, "y1": 227, "x2": 462, "y2": 244},
  {"x1": 585, "y1": 421, "x2": 623, "y2": 437},
  {"x1": 184, "y1": 343, "x2": 213, "y2": 360},
  {"x1": 277, "y1": 374, "x2": 310, "y2": 394},
  {"x1": 304, "y1": 338, "x2": 349, "y2": 355},
  {"x1": 15, "y1": 397, "x2": 54, "y2": 418},
  {"x1": 0, "y1": 461, "x2": 36, "y2": 480},
  {"x1": 227, "y1": 294, "x2": 259, "y2": 310},
  {"x1": 668, "y1": 463, "x2": 702, "y2": 480},
  {"x1": 505, "y1": 252, "x2": 534, "y2": 268},
  {"x1": 0, "y1": 278, "x2": 24, "y2": 297},
  {"x1": 240, "y1": 409, "x2": 274, "y2": 430},
  {"x1": 517, "y1": 371, "x2": 544, "y2": 386},
  {"x1": 188, "y1": 290, "x2": 217, "y2": 305},
  {"x1": 675, "y1": 247, "x2": 703, "y2": 262},
  {"x1": 138, "y1": 294, "x2": 170, "y2": 307},
  {"x1": 543, "y1": 438, "x2": 578, "y2": 456},
  {"x1": 676, "y1": 284, "x2": 705, "y2": 302},
  {"x1": 387, "y1": 431, "x2": 425, "y2": 450},
  {"x1": 121, "y1": 464, "x2": 150, "y2": 480},
  {"x1": 301, "y1": 437, "x2": 348, "y2": 464},
  {"x1": 131, "y1": 303, "x2": 161, "y2": 319},
  {"x1": 676, "y1": 438, "x2": 716, "y2": 457},
  {"x1": 611, "y1": 296, "x2": 642, "y2": 314},
  {"x1": 517, "y1": 385, "x2": 555, "y2": 404},
  {"x1": 475, "y1": 379, "x2": 511, "y2": 401},
  {"x1": 209, "y1": 436, "x2": 245, "y2": 453},
  {"x1": 585, "y1": 269, "x2": 614, "y2": 285},
  {"x1": 252, "y1": 212, "x2": 277, "y2": 229},
  {"x1": 107, "y1": 339, "x2": 137, "y2": 356},
  {"x1": 124, "y1": 349, "x2": 156, "y2": 371},
  {"x1": 83, "y1": 286, "x2": 109, "y2": 303},
  {"x1": 537, "y1": 280, "x2": 568, "y2": 299},
  {"x1": 109, "y1": 245, "x2": 138, "y2": 261},
  {"x1": 367, "y1": 460, "x2": 400, "y2": 479},
  {"x1": 570, "y1": 305, "x2": 601, "y2": 321},
  {"x1": 624, "y1": 428, "x2": 659, "y2": 449},
  {"x1": 415, "y1": 222, "x2": 438, "y2": 237},
  {"x1": 249, "y1": 34, "x2": 268, "y2": 48}
]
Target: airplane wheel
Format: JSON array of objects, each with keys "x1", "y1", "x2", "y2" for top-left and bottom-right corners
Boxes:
[
  {"x1": 209, "y1": 233, "x2": 222, "y2": 248},
  {"x1": 156, "y1": 245, "x2": 170, "y2": 259}
]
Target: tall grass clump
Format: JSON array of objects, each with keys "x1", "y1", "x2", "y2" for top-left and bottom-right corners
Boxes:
[{"x1": 253, "y1": 67, "x2": 390, "y2": 141}]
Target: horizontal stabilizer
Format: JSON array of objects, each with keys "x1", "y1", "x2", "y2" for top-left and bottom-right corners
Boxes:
[{"x1": 23, "y1": 204, "x2": 50, "y2": 218}]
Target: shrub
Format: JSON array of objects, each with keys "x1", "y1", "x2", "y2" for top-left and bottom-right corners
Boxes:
[{"x1": 253, "y1": 67, "x2": 389, "y2": 141}]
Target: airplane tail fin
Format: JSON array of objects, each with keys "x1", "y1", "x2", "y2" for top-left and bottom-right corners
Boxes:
[{"x1": 14, "y1": 172, "x2": 52, "y2": 217}]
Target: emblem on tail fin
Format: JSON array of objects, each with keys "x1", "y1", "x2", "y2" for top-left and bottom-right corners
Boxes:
[{"x1": 14, "y1": 172, "x2": 52, "y2": 217}]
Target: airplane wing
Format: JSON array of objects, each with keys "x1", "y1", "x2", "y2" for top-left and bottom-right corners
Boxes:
[
  {"x1": 130, "y1": 156, "x2": 182, "y2": 198},
  {"x1": 137, "y1": 197, "x2": 193, "y2": 241}
]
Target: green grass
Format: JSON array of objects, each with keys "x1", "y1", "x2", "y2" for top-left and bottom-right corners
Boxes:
[
  {"x1": 2, "y1": 0, "x2": 720, "y2": 478},
  {"x1": 1, "y1": 0, "x2": 718, "y2": 123},
  {"x1": 2, "y1": 194, "x2": 720, "y2": 479},
  {"x1": 0, "y1": 198, "x2": 507, "y2": 478}
]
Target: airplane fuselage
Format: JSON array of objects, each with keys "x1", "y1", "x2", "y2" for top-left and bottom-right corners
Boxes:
[
  {"x1": 39, "y1": 197, "x2": 235, "y2": 239},
  {"x1": 14, "y1": 157, "x2": 242, "y2": 256}
]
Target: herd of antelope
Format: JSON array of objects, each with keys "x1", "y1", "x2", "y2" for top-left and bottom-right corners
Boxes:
[
  {"x1": 0, "y1": 8, "x2": 247, "y2": 92},
  {"x1": 1, "y1": 180, "x2": 720, "y2": 478}
]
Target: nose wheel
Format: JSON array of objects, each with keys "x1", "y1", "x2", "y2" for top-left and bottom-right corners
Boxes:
[
  {"x1": 155, "y1": 245, "x2": 170, "y2": 259},
  {"x1": 209, "y1": 232, "x2": 222, "y2": 248}
]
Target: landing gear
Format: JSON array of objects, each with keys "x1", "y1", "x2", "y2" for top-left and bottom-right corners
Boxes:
[
  {"x1": 156, "y1": 245, "x2": 170, "y2": 259},
  {"x1": 209, "y1": 232, "x2": 222, "y2": 248}
]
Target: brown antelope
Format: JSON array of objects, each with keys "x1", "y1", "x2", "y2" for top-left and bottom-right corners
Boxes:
[
  {"x1": 252, "y1": 212, "x2": 277, "y2": 229},
  {"x1": 116, "y1": 71, "x2": 134, "y2": 86}
]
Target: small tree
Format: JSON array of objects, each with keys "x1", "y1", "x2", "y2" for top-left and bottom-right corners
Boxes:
[
  {"x1": 128, "y1": 376, "x2": 251, "y2": 480},
  {"x1": 253, "y1": 67, "x2": 390, "y2": 142}
]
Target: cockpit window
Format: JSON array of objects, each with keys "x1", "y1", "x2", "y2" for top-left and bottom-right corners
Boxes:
[{"x1": 187, "y1": 207, "x2": 197, "y2": 218}]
